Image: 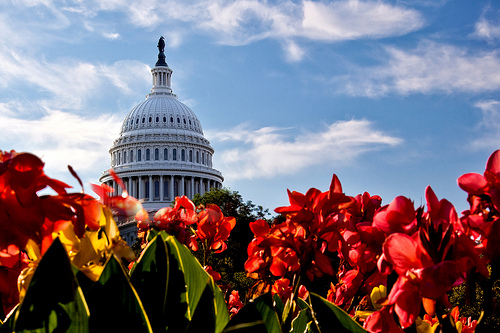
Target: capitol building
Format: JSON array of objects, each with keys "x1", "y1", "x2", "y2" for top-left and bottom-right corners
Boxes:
[{"x1": 99, "y1": 37, "x2": 224, "y2": 244}]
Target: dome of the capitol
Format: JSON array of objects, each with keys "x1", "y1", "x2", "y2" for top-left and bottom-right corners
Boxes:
[{"x1": 99, "y1": 37, "x2": 223, "y2": 244}]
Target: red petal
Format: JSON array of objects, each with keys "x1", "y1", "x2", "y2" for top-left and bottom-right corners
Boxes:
[{"x1": 457, "y1": 173, "x2": 488, "y2": 194}]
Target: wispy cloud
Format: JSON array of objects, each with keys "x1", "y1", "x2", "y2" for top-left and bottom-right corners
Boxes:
[
  {"x1": 0, "y1": 45, "x2": 150, "y2": 110},
  {"x1": 22, "y1": 0, "x2": 423, "y2": 62},
  {"x1": 0, "y1": 102, "x2": 122, "y2": 184},
  {"x1": 471, "y1": 100, "x2": 500, "y2": 150},
  {"x1": 336, "y1": 41, "x2": 500, "y2": 97},
  {"x1": 473, "y1": 15, "x2": 500, "y2": 41},
  {"x1": 208, "y1": 120, "x2": 402, "y2": 179}
]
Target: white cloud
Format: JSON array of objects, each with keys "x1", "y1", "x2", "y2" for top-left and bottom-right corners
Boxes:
[
  {"x1": 209, "y1": 120, "x2": 402, "y2": 179},
  {"x1": 0, "y1": 45, "x2": 150, "y2": 109},
  {"x1": 473, "y1": 16, "x2": 500, "y2": 41},
  {"x1": 471, "y1": 100, "x2": 500, "y2": 150},
  {"x1": 336, "y1": 41, "x2": 500, "y2": 97},
  {"x1": 0, "y1": 103, "x2": 122, "y2": 185},
  {"x1": 300, "y1": 0, "x2": 424, "y2": 41}
]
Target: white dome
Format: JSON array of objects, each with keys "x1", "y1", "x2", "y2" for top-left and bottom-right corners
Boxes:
[
  {"x1": 120, "y1": 95, "x2": 204, "y2": 137},
  {"x1": 100, "y1": 37, "x2": 223, "y2": 219}
]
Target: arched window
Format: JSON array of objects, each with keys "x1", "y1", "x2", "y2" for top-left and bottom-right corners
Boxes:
[
  {"x1": 189, "y1": 150, "x2": 193, "y2": 162},
  {"x1": 130, "y1": 150, "x2": 134, "y2": 162},
  {"x1": 123, "y1": 151, "x2": 127, "y2": 163},
  {"x1": 145, "y1": 181, "x2": 150, "y2": 199},
  {"x1": 155, "y1": 148, "x2": 159, "y2": 160},
  {"x1": 181, "y1": 149, "x2": 185, "y2": 161},
  {"x1": 136, "y1": 118, "x2": 139, "y2": 124},
  {"x1": 163, "y1": 116, "x2": 166, "y2": 122},
  {"x1": 202, "y1": 152, "x2": 205, "y2": 165},
  {"x1": 146, "y1": 149, "x2": 150, "y2": 161},
  {"x1": 173, "y1": 149, "x2": 177, "y2": 161},
  {"x1": 154, "y1": 181, "x2": 160, "y2": 198},
  {"x1": 156, "y1": 116, "x2": 159, "y2": 122},
  {"x1": 138, "y1": 149, "x2": 142, "y2": 162},
  {"x1": 164, "y1": 148, "x2": 168, "y2": 160},
  {"x1": 142, "y1": 117, "x2": 145, "y2": 124},
  {"x1": 170, "y1": 117, "x2": 174, "y2": 122},
  {"x1": 177, "y1": 117, "x2": 180, "y2": 123},
  {"x1": 196, "y1": 151, "x2": 199, "y2": 163},
  {"x1": 118, "y1": 153, "x2": 121, "y2": 165},
  {"x1": 149, "y1": 117, "x2": 152, "y2": 123}
]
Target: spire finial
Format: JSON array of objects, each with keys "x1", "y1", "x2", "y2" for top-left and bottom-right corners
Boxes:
[{"x1": 156, "y1": 36, "x2": 167, "y2": 67}]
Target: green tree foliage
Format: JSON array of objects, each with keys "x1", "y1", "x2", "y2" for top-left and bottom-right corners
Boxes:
[{"x1": 192, "y1": 188, "x2": 271, "y2": 299}]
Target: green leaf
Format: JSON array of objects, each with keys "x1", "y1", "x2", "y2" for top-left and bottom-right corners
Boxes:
[
  {"x1": 185, "y1": 283, "x2": 215, "y2": 333},
  {"x1": 13, "y1": 238, "x2": 89, "y2": 332},
  {"x1": 130, "y1": 234, "x2": 171, "y2": 332},
  {"x1": 163, "y1": 233, "x2": 229, "y2": 333},
  {"x1": 223, "y1": 293, "x2": 282, "y2": 333},
  {"x1": 290, "y1": 308, "x2": 311, "y2": 333},
  {"x1": 84, "y1": 254, "x2": 152, "y2": 332},
  {"x1": 309, "y1": 293, "x2": 367, "y2": 333}
]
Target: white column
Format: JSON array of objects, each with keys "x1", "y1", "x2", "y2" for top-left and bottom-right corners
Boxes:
[
  {"x1": 170, "y1": 175, "x2": 174, "y2": 199},
  {"x1": 139, "y1": 177, "x2": 144, "y2": 199},
  {"x1": 149, "y1": 175, "x2": 153, "y2": 201},
  {"x1": 181, "y1": 176, "x2": 185, "y2": 196},
  {"x1": 160, "y1": 175, "x2": 164, "y2": 201}
]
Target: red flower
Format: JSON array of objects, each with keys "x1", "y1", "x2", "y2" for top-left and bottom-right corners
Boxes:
[
  {"x1": 228, "y1": 290, "x2": 244, "y2": 318},
  {"x1": 380, "y1": 233, "x2": 461, "y2": 328},
  {"x1": 197, "y1": 204, "x2": 236, "y2": 253},
  {"x1": 204, "y1": 265, "x2": 221, "y2": 281}
]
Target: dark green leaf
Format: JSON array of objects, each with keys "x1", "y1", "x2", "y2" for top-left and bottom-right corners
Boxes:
[
  {"x1": 13, "y1": 238, "x2": 89, "y2": 332},
  {"x1": 186, "y1": 283, "x2": 215, "y2": 333},
  {"x1": 223, "y1": 293, "x2": 282, "y2": 333},
  {"x1": 309, "y1": 293, "x2": 366, "y2": 333},
  {"x1": 130, "y1": 234, "x2": 171, "y2": 332},
  {"x1": 163, "y1": 233, "x2": 229, "y2": 332},
  {"x1": 290, "y1": 308, "x2": 311, "y2": 333},
  {"x1": 85, "y1": 254, "x2": 152, "y2": 332}
]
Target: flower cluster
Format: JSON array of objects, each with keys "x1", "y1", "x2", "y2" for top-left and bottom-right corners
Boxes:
[
  {"x1": 0, "y1": 151, "x2": 135, "y2": 315},
  {"x1": 244, "y1": 151, "x2": 500, "y2": 332}
]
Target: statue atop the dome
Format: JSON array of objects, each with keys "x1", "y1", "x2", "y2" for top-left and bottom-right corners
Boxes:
[
  {"x1": 157, "y1": 36, "x2": 165, "y2": 53},
  {"x1": 156, "y1": 36, "x2": 168, "y2": 67}
]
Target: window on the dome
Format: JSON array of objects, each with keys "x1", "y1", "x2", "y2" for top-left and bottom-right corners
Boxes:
[
  {"x1": 149, "y1": 117, "x2": 152, "y2": 123},
  {"x1": 170, "y1": 117, "x2": 173, "y2": 122},
  {"x1": 156, "y1": 116, "x2": 159, "y2": 122},
  {"x1": 138, "y1": 149, "x2": 142, "y2": 161},
  {"x1": 136, "y1": 118, "x2": 139, "y2": 124},
  {"x1": 118, "y1": 153, "x2": 121, "y2": 165},
  {"x1": 164, "y1": 148, "x2": 168, "y2": 160},
  {"x1": 130, "y1": 150, "x2": 134, "y2": 162},
  {"x1": 189, "y1": 150, "x2": 193, "y2": 162},
  {"x1": 173, "y1": 149, "x2": 177, "y2": 161},
  {"x1": 155, "y1": 148, "x2": 159, "y2": 160},
  {"x1": 146, "y1": 149, "x2": 150, "y2": 161},
  {"x1": 196, "y1": 151, "x2": 199, "y2": 163},
  {"x1": 155, "y1": 181, "x2": 160, "y2": 198},
  {"x1": 123, "y1": 151, "x2": 127, "y2": 163},
  {"x1": 177, "y1": 118, "x2": 180, "y2": 123},
  {"x1": 163, "y1": 116, "x2": 166, "y2": 122},
  {"x1": 189, "y1": 120, "x2": 192, "y2": 125},
  {"x1": 142, "y1": 118, "x2": 145, "y2": 124},
  {"x1": 183, "y1": 119, "x2": 186, "y2": 124},
  {"x1": 202, "y1": 152, "x2": 205, "y2": 165},
  {"x1": 181, "y1": 149, "x2": 185, "y2": 161}
]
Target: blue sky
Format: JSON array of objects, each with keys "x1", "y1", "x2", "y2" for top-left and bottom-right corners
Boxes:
[{"x1": 0, "y1": 0, "x2": 499, "y2": 214}]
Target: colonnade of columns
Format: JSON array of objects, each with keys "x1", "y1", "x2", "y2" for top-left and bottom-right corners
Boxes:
[{"x1": 106, "y1": 174, "x2": 221, "y2": 201}]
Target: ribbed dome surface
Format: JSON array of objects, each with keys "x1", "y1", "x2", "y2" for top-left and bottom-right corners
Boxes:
[{"x1": 120, "y1": 95, "x2": 203, "y2": 136}]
